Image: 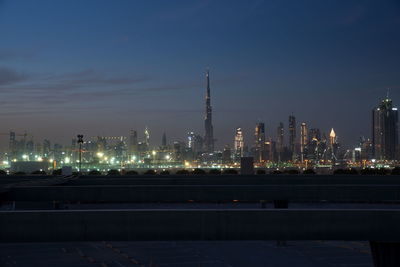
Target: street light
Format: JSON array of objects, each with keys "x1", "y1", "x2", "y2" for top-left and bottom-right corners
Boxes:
[{"x1": 77, "y1": 134, "x2": 84, "y2": 173}]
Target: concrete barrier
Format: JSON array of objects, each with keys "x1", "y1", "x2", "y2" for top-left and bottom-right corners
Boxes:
[
  {"x1": 64, "y1": 175, "x2": 400, "y2": 186},
  {"x1": 1, "y1": 209, "x2": 400, "y2": 242},
  {"x1": 5, "y1": 184, "x2": 400, "y2": 202}
]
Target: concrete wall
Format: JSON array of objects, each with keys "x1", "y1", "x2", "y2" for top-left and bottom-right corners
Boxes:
[
  {"x1": 6, "y1": 184, "x2": 400, "y2": 202},
  {"x1": 1, "y1": 209, "x2": 400, "y2": 242},
  {"x1": 65, "y1": 175, "x2": 400, "y2": 186}
]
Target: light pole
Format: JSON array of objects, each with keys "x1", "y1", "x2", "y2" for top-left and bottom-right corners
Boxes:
[{"x1": 77, "y1": 135, "x2": 84, "y2": 173}]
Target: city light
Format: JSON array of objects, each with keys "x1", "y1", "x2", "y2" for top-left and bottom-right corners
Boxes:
[{"x1": 0, "y1": 78, "x2": 397, "y2": 173}]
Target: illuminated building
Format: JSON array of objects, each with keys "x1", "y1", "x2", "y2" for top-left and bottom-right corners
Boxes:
[
  {"x1": 265, "y1": 138, "x2": 274, "y2": 162},
  {"x1": 329, "y1": 128, "x2": 336, "y2": 148},
  {"x1": 307, "y1": 128, "x2": 320, "y2": 161},
  {"x1": 9, "y1": 131, "x2": 16, "y2": 159},
  {"x1": 204, "y1": 69, "x2": 214, "y2": 152},
  {"x1": 173, "y1": 141, "x2": 185, "y2": 162},
  {"x1": 372, "y1": 96, "x2": 398, "y2": 160},
  {"x1": 129, "y1": 130, "x2": 138, "y2": 155},
  {"x1": 144, "y1": 126, "x2": 150, "y2": 148},
  {"x1": 288, "y1": 115, "x2": 297, "y2": 161},
  {"x1": 329, "y1": 128, "x2": 338, "y2": 161},
  {"x1": 234, "y1": 127, "x2": 244, "y2": 161},
  {"x1": 276, "y1": 122, "x2": 284, "y2": 162},
  {"x1": 222, "y1": 145, "x2": 232, "y2": 164},
  {"x1": 187, "y1": 132, "x2": 195, "y2": 149},
  {"x1": 254, "y1": 122, "x2": 266, "y2": 163},
  {"x1": 161, "y1": 131, "x2": 167, "y2": 149},
  {"x1": 300, "y1": 122, "x2": 308, "y2": 163},
  {"x1": 43, "y1": 139, "x2": 51, "y2": 158},
  {"x1": 187, "y1": 131, "x2": 203, "y2": 155},
  {"x1": 359, "y1": 136, "x2": 372, "y2": 161}
]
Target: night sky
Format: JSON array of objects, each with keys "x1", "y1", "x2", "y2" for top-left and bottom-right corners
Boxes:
[{"x1": 0, "y1": 0, "x2": 399, "y2": 150}]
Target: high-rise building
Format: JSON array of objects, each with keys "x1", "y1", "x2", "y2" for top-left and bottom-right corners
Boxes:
[
  {"x1": 329, "y1": 128, "x2": 338, "y2": 161},
  {"x1": 265, "y1": 138, "x2": 274, "y2": 162},
  {"x1": 234, "y1": 127, "x2": 244, "y2": 161},
  {"x1": 288, "y1": 115, "x2": 297, "y2": 161},
  {"x1": 144, "y1": 127, "x2": 150, "y2": 149},
  {"x1": 129, "y1": 130, "x2": 138, "y2": 155},
  {"x1": 307, "y1": 128, "x2": 321, "y2": 160},
  {"x1": 276, "y1": 122, "x2": 284, "y2": 162},
  {"x1": 161, "y1": 131, "x2": 167, "y2": 149},
  {"x1": 43, "y1": 139, "x2": 51, "y2": 158},
  {"x1": 187, "y1": 132, "x2": 195, "y2": 149},
  {"x1": 300, "y1": 122, "x2": 308, "y2": 163},
  {"x1": 222, "y1": 145, "x2": 232, "y2": 164},
  {"x1": 187, "y1": 131, "x2": 203, "y2": 154},
  {"x1": 372, "y1": 97, "x2": 399, "y2": 160},
  {"x1": 9, "y1": 131, "x2": 16, "y2": 159},
  {"x1": 329, "y1": 128, "x2": 336, "y2": 148},
  {"x1": 204, "y1": 70, "x2": 214, "y2": 152},
  {"x1": 254, "y1": 122, "x2": 266, "y2": 163}
]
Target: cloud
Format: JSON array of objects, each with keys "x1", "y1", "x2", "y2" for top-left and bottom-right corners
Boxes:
[
  {"x1": 0, "y1": 66, "x2": 251, "y2": 116},
  {"x1": 42, "y1": 69, "x2": 150, "y2": 86},
  {"x1": 0, "y1": 68, "x2": 151, "y2": 93},
  {"x1": 0, "y1": 66, "x2": 28, "y2": 85},
  {"x1": 0, "y1": 67, "x2": 195, "y2": 109}
]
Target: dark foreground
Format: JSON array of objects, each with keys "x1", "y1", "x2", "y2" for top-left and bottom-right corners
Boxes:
[{"x1": 0, "y1": 240, "x2": 372, "y2": 267}]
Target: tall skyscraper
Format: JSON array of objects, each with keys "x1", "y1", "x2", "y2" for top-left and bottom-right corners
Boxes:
[
  {"x1": 329, "y1": 128, "x2": 336, "y2": 148},
  {"x1": 129, "y1": 130, "x2": 138, "y2": 155},
  {"x1": 204, "y1": 70, "x2": 214, "y2": 152},
  {"x1": 187, "y1": 131, "x2": 203, "y2": 154},
  {"x1": 9, "y1": 131, "x2": 16, "y2": 158},
  {"x1": 222, "y1": 145, "x2": 232, "y2": 164},
  {"x1": 161, "y1": 131, "x2": 167, "y2": 149},
  {"x1": 288, "y1": 115, "x2": 297, "y2": 161},
  {"x1": 276, "y1": 122, "x2": 284, "y2": 162},
  {"x1": 144, "y1": 127, "x2": 150, "y2": 148},
  {"x1": 234, "y1": 127, "x2": 244, "y2": 160},
  {"x1": 187, "y1": 132, "x2": 195, "y2": 149},
  {"x1": 300, "y1": 122, "x2": 308, "y2": 163},
  {"x1": 329, "y1": 128, "x2": 338, "y2": 161},
  {"x1": 372, "y1": 96, "x2": 398, "y2": 160},
  {"x1": 308, "y1": 128, "x2": 321, "y2": 160},
  {"x1": 254, "y1": 122, "x2": 266, "y2": 163}
]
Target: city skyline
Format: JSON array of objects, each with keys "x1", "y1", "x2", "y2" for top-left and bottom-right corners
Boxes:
[
  {"x1": 0, "y1": 0, "x2": 400, "y2": 149},
  {"x1": 0, "y1": 79, "x2": 398, "y2": 151}
]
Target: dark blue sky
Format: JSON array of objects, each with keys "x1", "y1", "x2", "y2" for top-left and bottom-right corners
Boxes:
[{"x1": 0, "y1": 0, "x2": 399, "y2": 149}]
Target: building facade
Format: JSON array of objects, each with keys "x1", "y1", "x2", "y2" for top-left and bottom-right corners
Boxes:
[
  {"x1": 254, "y1": 122, "x2": 266, "y2": 163},
  {"x1": 372, "y1": 97, "x2": 398, "y2": 160},
  {"x1": 204, "y1": 70, "x2": 214, "y2": 152}
]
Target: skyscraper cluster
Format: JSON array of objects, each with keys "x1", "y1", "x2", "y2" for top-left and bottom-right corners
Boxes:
[
  {"x1": 0, "y1": 71, "x2": 399, "y2": 172},
  {"x1": 233, "y1": 119, "x2": 341, "y2": 167}
]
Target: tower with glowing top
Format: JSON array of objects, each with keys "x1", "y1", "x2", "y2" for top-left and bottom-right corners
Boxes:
[
  {"x1": 204, "y1": 69, "x2": 214, "y2": 152},
  {"x1": 329, "y1": 128, "x2": 336, "y2": 147},
  {"x1": 372, "y1": 95, "x2": 398, "y2": 160}
]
